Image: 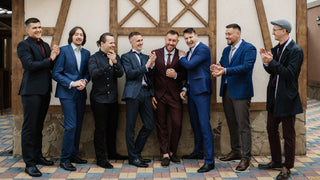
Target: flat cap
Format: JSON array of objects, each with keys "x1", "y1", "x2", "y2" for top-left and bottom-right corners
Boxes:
[{"x1": 271, "y1": 19, "x2": 292, "y2": 33}]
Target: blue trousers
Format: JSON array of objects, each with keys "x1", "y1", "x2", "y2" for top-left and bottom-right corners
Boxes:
[
  {"x1": 60, "y1": 96, "x2": 86, "y2": 162},
  {"x1": 188, "y1": 92, "x2": 215, "y2": 164}
]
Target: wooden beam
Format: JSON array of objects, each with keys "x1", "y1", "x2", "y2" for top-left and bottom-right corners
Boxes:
[
  {"x1": 179, "y1": 0, "x2": 208, "y2": 27},
  {"x1": 110, "y1": 0, "x2": 118, "y2": 53},
  {"x1": 118, "y1": 0, "x2": 148, "y2": 27},
  {"x1": 11, "y1": 0, "x2": 25, "y2": 114},
  {"x1": 254, "y1": 0, "x2": 272, "y2": 51},
  {"x1": 159, "y1": 0, "x2": 168, "y2": 28},
  {"x1": 296, "y1": 0, "x2": 308, "y2": 110},
  {"x1": 51, "y1": 0, "x2": 71, "y2": 46},
  {"x1": 115, "y1": 27, "x2": 211, "y2": 36},
  {"x1": 208, "y1": 0, "x2": 216, "y2": 104}
]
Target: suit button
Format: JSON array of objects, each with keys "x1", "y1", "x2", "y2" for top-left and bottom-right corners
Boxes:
[
  {"x1": 107, "y1": 91, "x2": 110, "y2": 94},
  {"x1": 107, "y1": 84, "x2": 110, "y2": 87}
]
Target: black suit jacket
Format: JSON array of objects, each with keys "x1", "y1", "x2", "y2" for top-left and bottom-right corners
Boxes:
[
  {"x1": 88, "y1": 50, "x2": 124, "y2": 103},
  {"x1": 17, "y1": 37, "x2": 54, "y2": 95},
  {"x1": 264, "y1": 40, "x2": 303, "y2": 117}
]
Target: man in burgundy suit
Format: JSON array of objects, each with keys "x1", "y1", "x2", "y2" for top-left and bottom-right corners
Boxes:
[{"x1": 151, "y1": 30, "x2": 186, "y2": 167}]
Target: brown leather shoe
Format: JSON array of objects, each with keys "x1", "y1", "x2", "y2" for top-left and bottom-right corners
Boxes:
[
  {"x1": 235, "y1": 159, "x2": 250, "y2": 171},
  {"x1": 219, "y1": 153, "x2": 241, "y2": 161}
]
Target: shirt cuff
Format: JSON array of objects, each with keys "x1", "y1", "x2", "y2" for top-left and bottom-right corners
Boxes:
[
  {"x1": 263, "y1": 62, "x2": 269, "y2": 67},
  {"x1": 182, "y1": 87, "x2": 187, "y2": 92},
  {"x1": 69, "y1": 81, "x2": 73, "y2": 89}
]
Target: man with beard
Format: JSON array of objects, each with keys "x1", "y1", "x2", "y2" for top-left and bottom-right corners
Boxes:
[
  {"x1": 53, "y1": 26, "x2": 90, "y2": 171},
  {"x1": 151, "y1": 30, "x2": 186, "y2": 167},
  {"x1": 211, "y1": 23, "x2": 256, "y2": 172}
]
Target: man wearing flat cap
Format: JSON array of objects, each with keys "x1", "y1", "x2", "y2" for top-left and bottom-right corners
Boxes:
[{"x1": 258, "y1": 19, "x2": 303, "y2": 180}]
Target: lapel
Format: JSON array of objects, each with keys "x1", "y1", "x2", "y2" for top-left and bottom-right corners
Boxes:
[
  {"x1": 27, "y1": 37, "x2": 46, "y2": 58},
  {"x1": 157, "y1": 48, "x2": 166, "y2": 70},
  {"x1": 278, "y1": 40, "x2": 294, "y2": 64},
  {"x1": 79, "y1": 48, "x2": 87, "y2": 73},
  {"x1": 229, "y1": 40, "x2": 245, "y2": 66},
  {"x1": 67, "y1": 45, "x2": 79, "y2": 72},
  {"x1": 190, "y1": 42, "x2": 201, "y2": 60},
  {"x1": 130, "y1": 51, "x2": 141, "y2": 68}
]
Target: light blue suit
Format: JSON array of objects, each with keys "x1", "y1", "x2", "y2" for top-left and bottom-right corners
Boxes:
[
  {"x1": 179, "y1": 42, "x2": 214, "y2": 165},
  {"x1": 52, "y1": 44, "x2": 90, "y2": 162}
]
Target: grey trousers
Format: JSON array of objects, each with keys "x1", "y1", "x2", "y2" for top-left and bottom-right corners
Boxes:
[{"x1": 222, "y1": 86, "x2": 252, "y2": 160}]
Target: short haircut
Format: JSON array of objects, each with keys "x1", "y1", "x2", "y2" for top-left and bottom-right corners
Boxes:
[
  {"x1": 68, "y1": 26, "x2": 86, "y2": 45},
  {"x1": 226, "y1": 23, "x2": 241, "y2": 32},
  {"x1": 129, "y1": 32, "x2": 142, "y2": 40},
  {"x1": 96, "y1": 32, "x2": 114, "y2": 47},
  {"x1": 183, "y1": 28, "x2": 196, "y2": 35},
  {"x1": 167, "y1": 30, "x2": 179, "y2": 36},
  {"x1": 24, "y1": 17, "x2": 40, "y2": 27}
]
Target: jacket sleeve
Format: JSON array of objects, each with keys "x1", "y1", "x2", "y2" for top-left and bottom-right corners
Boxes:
[
  {"x1": 179, "y1": 47, "x2": 210, "y2": 70},
  {"x1": 121, "y1": 53, "x2": 148, "y2": 80},
  {"x1": 83, "y1": 51, "x2": 91, "y2": 82},
  {"x1": 17, "y1": 41, "x2": 51, "y2": 72},
  {"x1": 88, "y1": 54, "x2": 109, "y2": 80},
  {"x1": 225, "y1": 45, "x2": 256, "y2": 75},
  {"x1": 113, "y1": 55, "x2": 124, "y2": 78},
  {"x1": 267, "y1": 47, "x2": 303, "y2": 80},
  {"x1": 52, "y1": 49, "x2": 73, "y2": 88}
]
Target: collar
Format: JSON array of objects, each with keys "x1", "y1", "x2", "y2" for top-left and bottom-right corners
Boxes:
[
  {"x1": 278, "y1": 37, "x2": 292, "y2": 49},
  {"x1": 131, "y1": 49, "x2": 141, "y2": 54},
  {"x1": 164, "y1": 47, "x2": 175, "y2": 56},
  {"x1": 190, "y1": 42, "x2": 200, "y2": 52},
  {"x1": 231, "y1": 39, "x2": 242, "y2": 50},
  {"x1": 30, "y1": 37, "x2": 43, "y2": 44},
  {"x1": 71, "y1": 43, "x2": 82, "y2": 51}
]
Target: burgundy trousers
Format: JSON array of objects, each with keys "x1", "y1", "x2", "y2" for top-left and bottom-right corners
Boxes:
[
  {"x1": 155, "y1": 94, "x2": 182, "y2": 155},
  {"x1": 267, "y1": 112, "x2": 296, "y2": 169}
]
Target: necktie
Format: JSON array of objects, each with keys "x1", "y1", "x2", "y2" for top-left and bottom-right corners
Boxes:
[
  {"x1": 166, "y1": 53, "x2": 171, "y2": 67},
  {"x1": 135, "y1": 52, "x2": 149, "y2": 86},
  {"x1": 229, "y1": 46, "x2": 236, "y2": 64},
  {"x1": 188, "y1": 48, "x2": 192, "y2": 60},
  {"x1": 37, "y1": 41, "x2": 46, "y2": 57}
]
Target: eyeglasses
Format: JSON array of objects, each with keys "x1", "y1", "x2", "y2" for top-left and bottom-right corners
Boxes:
[{"x1": 272, "y1": 28, "x2": 283, "y2": 32}]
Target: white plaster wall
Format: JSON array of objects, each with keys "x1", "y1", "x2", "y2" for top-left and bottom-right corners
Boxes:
[{"x1": 24, "y1": 0, "x2": 297, "y2": 105}]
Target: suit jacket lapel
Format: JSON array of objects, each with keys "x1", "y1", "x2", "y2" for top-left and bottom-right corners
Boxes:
[
  {"x1": 171, "y1": 48, "x2": 179, "y2": 67},
  {"x1": 67, "y1": 45, "x2": 79, "y2": 72},
  {"x1": 79, "y1": 49, "x2": 87, "y2": 73},
  {"x1": 229, "y1": 41, "x2": 245, "y2": 66},
  {"x1": 28, "y1": 37, "x2": 46, "y2": 58}
]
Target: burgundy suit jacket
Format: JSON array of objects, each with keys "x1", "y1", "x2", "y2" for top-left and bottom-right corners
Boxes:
[{"x1": 152, "y1": 47, "x2": 186, "y2": 101}]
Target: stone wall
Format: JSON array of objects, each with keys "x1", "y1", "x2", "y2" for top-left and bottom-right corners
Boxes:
[
  {"x1": 13, "y1": 107, "x2": 306, "y2": 158},
  {"x1": 308, "y1": 86, "x2": 320, "y2": 100}
]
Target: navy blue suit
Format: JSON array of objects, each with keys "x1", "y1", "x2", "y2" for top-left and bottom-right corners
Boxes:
[
  {"x1": 121, "y1": 50, "x2": 154, "y2": 161},
  {"x1": 218, "y1": 40, "x2": 256, "y2": 160},
  {"x1": 17, "y1": 37, "x2": 54, "y2": 167},
  {"x1": 179, "y1": 42, "x2": 214, "y2": 165},
  {"x1": 52, "y1": 44, "x2": 90, "y2": 162}
]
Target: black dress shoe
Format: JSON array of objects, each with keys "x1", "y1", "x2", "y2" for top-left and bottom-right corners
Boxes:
[
  {"x1": 129, "y1": 159, "x2": 148, "y2": 167},
  {"x1": 25, "y1": 166, "x2": 42, "y2": 177},
  {"x1": 139, "y1": 156, "x2": 151, "y2": 163},
  {"x1": 161, "y1": 157, "x2": 170, "y2": 167},
  {"x1": 258, "y1": 161, "x2": 283, "y2": 169},
  {"x1": 60, "y1": 162, "x2": 76, "y2": 171},
  {"x1": 182, "y1": 152, "x2": 204, "y2": 159},
  {"x1": 170, "y1": 154, "x2": 181, "y2": 163},
  {"x1": 219, "y1": 153, "x2": 242, "y2": 161},
  {"x1": 276, "y1": 167, "x2": 291, "y2": 180},
  {"x1": 70, "y1": 156, "x2": 87, "y2": 164},
  {"x1": 197, "y1": 163, "x2": 215, "y2": 173},
  {"x1": 235, "y1": 159, "x2": 250, "y2": 171},
  {"x1": 97, "y1": 160, "x2": 113, "y2": 169},
  {"x1": 109, "y1": 154, "x2": 129, "y2": 160},
  {"x1": 35, "y1": 157, "x2": 54, "y2": 166}
]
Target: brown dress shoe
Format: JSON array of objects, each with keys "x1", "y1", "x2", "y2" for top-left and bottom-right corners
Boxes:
[
  {"x1": 235, "y1": 159, "x2": 250, "y2": 171},
  {"x1": 219, "y1": 153, "x2": 242, "y2": 161}
]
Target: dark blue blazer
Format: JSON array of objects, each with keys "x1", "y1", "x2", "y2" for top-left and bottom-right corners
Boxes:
[
  {"x1": 219, "y1": 40, "x2": 256, "y2": 99},
  {"x1": 179, "y1": 42, "x2": 212, "y2": 95},
  {"x1": 121, "y1": 50, "x2": 154, "y2": 100},
  {"x1": 52, "y1": 44, "x2": 90, "y2": 99},
  {"x1": 17, "y1": 37, "x2": 54, "y2": 95}
]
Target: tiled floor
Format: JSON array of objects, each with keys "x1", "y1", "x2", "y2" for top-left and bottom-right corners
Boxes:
[{"x1": 0, "y1": 99, "x2": 319, "y2": 179}]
